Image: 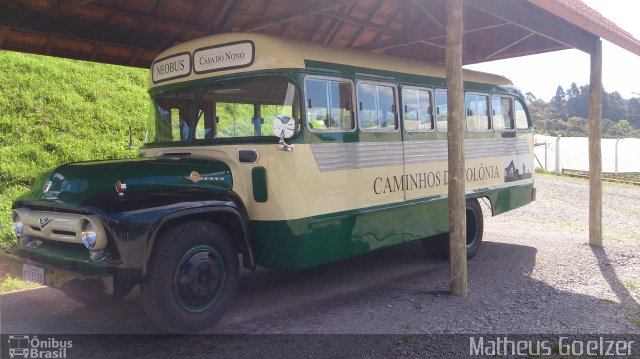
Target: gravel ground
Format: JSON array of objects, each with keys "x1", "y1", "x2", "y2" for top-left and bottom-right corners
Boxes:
[
  {"x1": 204, "y1": 173, "x2": 640, "y2": 335},
  {"x1": 2, "y1": 173, "x2": 639, "y2": 357}
]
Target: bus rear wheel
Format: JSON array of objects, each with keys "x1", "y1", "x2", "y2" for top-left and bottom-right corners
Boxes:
[
  {"x1": 422, "y1": 198, "x2": 484, "y2": 260},
  {"x1": 140, "y1": 221, "x2": 239, "y2": 333}
]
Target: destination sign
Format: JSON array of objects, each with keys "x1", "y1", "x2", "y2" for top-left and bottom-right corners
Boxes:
[
  {"x1": 152, "y1": 52, "x2": 191, "y2": 83},
  {"x1": 194, "y1": 41, "x2": 254, "y2": 74}
]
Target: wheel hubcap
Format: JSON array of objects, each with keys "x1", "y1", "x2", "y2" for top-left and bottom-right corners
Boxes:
[{"x1": 173, "y1": 245, "x2": 225, "y2": 312}]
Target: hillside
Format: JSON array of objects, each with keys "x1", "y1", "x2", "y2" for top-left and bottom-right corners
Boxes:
[
  {"x1": 0, "y1": 51, "x2": 149, "y2": 247},
  {"x1": 526, "y1": 84, "x2": 640, "y2": 138}
]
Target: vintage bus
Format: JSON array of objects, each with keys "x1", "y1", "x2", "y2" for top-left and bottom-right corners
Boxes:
[{"x1": 7, "y1": 33, "x2": 535, "y2": 332}]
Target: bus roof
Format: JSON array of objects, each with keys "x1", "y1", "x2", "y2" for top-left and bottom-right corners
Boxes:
[{"x1": 149, "y1": 33, "x2": 512, "y2": 89}]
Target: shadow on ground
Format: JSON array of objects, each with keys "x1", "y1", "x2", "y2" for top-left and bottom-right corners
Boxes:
[{"x1": 2, "y1": 239, "x2": 635, "y2": 337}]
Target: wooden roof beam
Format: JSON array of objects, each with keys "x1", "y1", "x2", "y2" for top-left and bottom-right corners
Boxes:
[
  {"x1": 8, "y1": 1, "x2": 206, "y2": 39},
  {"x1": 0, "y1": 4, "x2": 176, "y2": 51},
  {"x1": 44, "y1": 34, "x2": 58, "y2": 54},
  {"x1": 346, "y1": 0, "x2": 383, "y2": 47},
  {"x1": 57, "y1": 0, "x2": 93, "y2": 13},
  {"x1": 464, "y1": 0, "x2": 597, "y2": 55},
  {"x1": 359, "y1": 22, "x2": 509, "y2": 52},
  {"x1": 243, "y1": 0, "x2": 359, "y2": 32},
  {"x1": 359, "y1": 3, "x2": 403, "y2": 52},
  {"x1": 0, "y1": 26, "x2": 9, "y2": 48},
  {"x1": 305, "y1": 15, "x2": 324, "y2": 42},
  {"x1": 324, "y1": 10, "x2": 402, "y2": 37},
  {"x1": 410, "y1": 0, "x2": 443, "y2": 28},
  {"x1": 323, "y1": 3, "x2": 358, "y2": 45},
  {"x1": 483, "y1": 32, "x2": 535, "y2": 60},
  {"x1": 129, "y1": 47, "x2": 143, "y2": 67},
  {"x1": 464, "y1": 43, "x2": 568, "y2": 64},
  {"x1": 209, "y1": 0, "x2": 243, "y2": 33}
]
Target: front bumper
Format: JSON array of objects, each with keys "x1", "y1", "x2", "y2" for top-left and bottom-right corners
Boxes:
[{"x1": 0, "y1": 249, "x2": 114, "y2": 294}]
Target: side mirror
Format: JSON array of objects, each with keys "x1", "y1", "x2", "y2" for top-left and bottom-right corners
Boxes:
[
  {"x1": 274, "y1": 115, "x2": 295, "y2": 152},
  {"x1": 273, "y1": 115, "x2": 295, "y2": 138}
]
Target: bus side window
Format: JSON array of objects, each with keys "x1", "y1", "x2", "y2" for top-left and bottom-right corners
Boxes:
[
  {"x1": 357, "y1": 82, "x2": 398, "y2": 131},
  {"x1": 306, "y1": 78, "x2": 354, "y2": 131},
  {"x1": 491, "y1": 96, "x2": 504, "y2": 131},
  {"x1": 514, "y1": 99, "x2": 529, "y2": 130},
  {"x1": 377, "y1": 85, "x2": 397, "y2": 130},
  {"x1": 403, "y1": 87, "x2": 433, "y2": 132},
  {"x1": 503, "y1": 98, "x2": 515, "y2": 130},
  {"x1": 465, "y1": 93, "x2": 490, "y2": 131},
  {"x1": 492, "y1": 96, "x2": 514, "y2": 131},
  {"x1": 306, "y1": 79, "x2": 329, "y2": 129},
  {"x1": 329, "y1": 81, "x2": 354, "y2": 129},
  {"x1": 435, "y1": 89, "x2": 447, "y2": 131}
]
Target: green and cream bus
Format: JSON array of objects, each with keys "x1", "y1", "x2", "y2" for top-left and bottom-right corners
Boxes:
[{"x1": 7, "y1": 33, "x2": 535, "y2": 332}]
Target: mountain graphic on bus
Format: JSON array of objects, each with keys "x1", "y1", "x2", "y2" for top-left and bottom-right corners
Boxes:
[{"x1": 505, "y1": 160, "x2": 532, "y2": 182}]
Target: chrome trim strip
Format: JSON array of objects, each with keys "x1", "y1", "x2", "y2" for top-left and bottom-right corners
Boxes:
[
  {"x1": 312, "y1": 137, "x2": 530, "y2": 171},
  {"x1": 311, "y1": 142, "x2": 404, "y2": 171}
]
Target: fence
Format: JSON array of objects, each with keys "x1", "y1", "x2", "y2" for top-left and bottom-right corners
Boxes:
[{"x1": 533, "y1": 135, "x2": 640, "y2": 174}]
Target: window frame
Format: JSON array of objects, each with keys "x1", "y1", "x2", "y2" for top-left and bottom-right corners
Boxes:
[
  {"x1": 491, "y1": 95, "x2": 515, "y2": 132},
  {"x1": 356, "y1": 80, "x2": 400, "y2": 133},
  {"x1": 304, "y1": 75, "x2": 357, "y2": 133},
  {"x1": 464, "y1": 92, "x2": 492, "y2": 132},
  {"x1": 434, "y1": 88, "x2": 449, "y2": 132},
  {"x1": 401, "y1": 85, "x2": 435, "y2": 133},
  {"x1": 514, "y1": 97, "x2": 531, "y2": 131}
]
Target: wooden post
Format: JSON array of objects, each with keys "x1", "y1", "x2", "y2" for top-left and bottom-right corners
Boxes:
[
  {"x1": 445, "y1": 0, "x2": 467, "y2": 296},
  {"x1": 588, "y1": 39, "x2": 603, "y2": 247}
]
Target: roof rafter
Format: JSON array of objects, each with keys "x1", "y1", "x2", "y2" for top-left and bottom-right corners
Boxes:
[
  {"x1": 210, "y1": 0, "x2": 243, "y2": 33},
  {"x1": 465, "y1": 0, "x2": 597, "y2": 55},
  {"x1": 410, "y1": 0, "x2": 443, "y2": 28},
  {"x1": 347, "y1": 0, "x2": 383, "y2": 47},
  {"x1": 362, "y1": 3, "x2": 403, "y2": 52},
  {"x1": 243, "y1": 0, "x2": 359, "y2": 32},
  {"x1": 484, "y1": 31, "x2": 535, "y2": 59},
  {"x1": 0, "y1": 26, "x2": 9, "y2": 47},
  {"x1": 323, "y1": 3, "x2": 359, "y2": 45},
  {"x1": 323, "y1": 9, "x2": 402, "y2": 37},
  {"x1": 57, "y1": 0, "x2": 93, "y2": 13},
  {"x1": 359, "y1": 21, "x2": 513, "y2": 52}
]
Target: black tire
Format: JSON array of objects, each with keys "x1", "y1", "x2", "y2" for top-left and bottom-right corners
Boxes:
[
  {"x1": 61, "y1": 279, "x2": 130, "y2": 306},
  {"x1": 140, "y1": 221, "x2": 239, "y2": 333},
  {"x1": 421, "y1": 198, "x2": 484, "y2": 260}
]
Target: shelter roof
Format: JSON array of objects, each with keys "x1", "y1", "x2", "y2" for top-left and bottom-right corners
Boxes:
[{"x1": 0, "y1": 0, "x2": 638, "y2": 68}]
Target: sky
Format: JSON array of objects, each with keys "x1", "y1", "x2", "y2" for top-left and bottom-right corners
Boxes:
[{"x1": 464, "y1": 0, "x2": 640, "y2": 102}]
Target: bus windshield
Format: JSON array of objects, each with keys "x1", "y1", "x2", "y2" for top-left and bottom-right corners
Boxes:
[{"x1": 145, "y1": 76, "x2": 301, "y2": 144}]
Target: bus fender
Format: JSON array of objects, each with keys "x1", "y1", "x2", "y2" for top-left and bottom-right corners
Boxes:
[{"x1": 143, "y1": 205, "x2": 255, "y2": 276}]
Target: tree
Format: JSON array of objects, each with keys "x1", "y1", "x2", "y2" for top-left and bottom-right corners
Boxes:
[
  {"x1": 627, "y1": 97, "x2": 640, "y2": 127},
  {"x1": 549, "y1": 85, "x2": 567, "y2": 120},
  {"x1": 603, "y1": 91, "x2": 627, "y2": 121},
  {"x1": 566, "y1": 82, "x2": 581, "y2": 118}
]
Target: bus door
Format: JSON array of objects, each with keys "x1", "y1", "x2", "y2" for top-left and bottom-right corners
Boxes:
[
  {"x1": 400, "y1": 87, "x2": 449, "y2": 240},
  {"x1": 355, "y1": 81, "x2": 404, "y2": 248}
]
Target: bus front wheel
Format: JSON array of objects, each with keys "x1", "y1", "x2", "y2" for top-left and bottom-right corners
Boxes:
[
  {"x1": 140, "y1": 221, "x2": 239, "y2": 333},
  {"x1": 422, "y1": 198, "x2": 484, "y2": 260}
]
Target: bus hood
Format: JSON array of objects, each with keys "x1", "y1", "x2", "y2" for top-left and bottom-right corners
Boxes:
[{"x1": 15, "y1": 157, "x2": 233, "y2": 207}]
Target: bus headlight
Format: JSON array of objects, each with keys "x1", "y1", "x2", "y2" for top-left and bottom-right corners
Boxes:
[
  {"x1": 81, "y1": 220, "x2": 97, "y2": 250},
  {"x1": 12, "y1": 211, "x2": 23, "y2": 237}
]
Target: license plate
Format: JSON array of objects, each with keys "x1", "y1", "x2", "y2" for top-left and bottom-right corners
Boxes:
[{"x1": 23, "y1": 264, "x2": 44, "y2": 285}]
